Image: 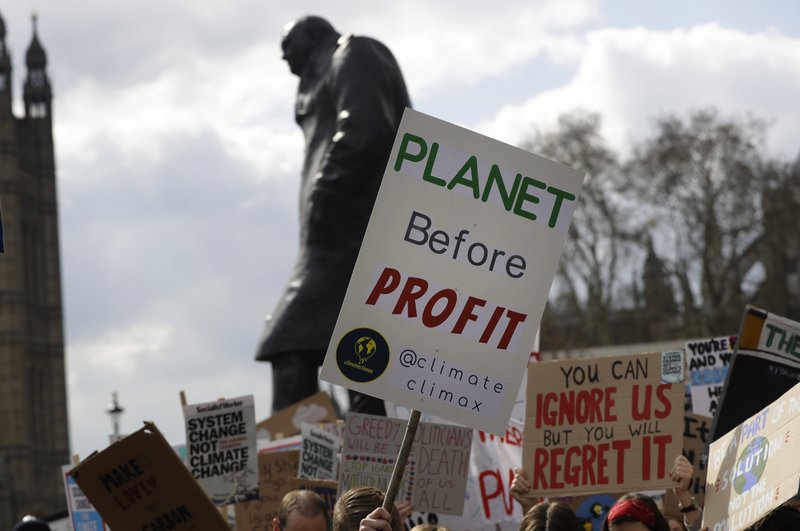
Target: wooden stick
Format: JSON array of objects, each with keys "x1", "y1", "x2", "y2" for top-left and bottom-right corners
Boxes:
[
  {"x1": 179, "y1": 390, "x2": 187, "y2": 407},
  {"x1": 382, "y1": 409, "x2": 421, "y2": 511}
]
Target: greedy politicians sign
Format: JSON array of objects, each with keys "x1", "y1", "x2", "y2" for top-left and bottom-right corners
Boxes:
[
  {"x1": 703, "y1": 381, "x2": 800, "y2": 530},
  {"x1": 340, "y1": 412, "x2": 473, "y2": 515},
  {"x1": 320, "y1": 108, "x2": 584, "y2": 434},
  {"x1": 523, "y1": 351, "x2": 685, "y2": 496}
]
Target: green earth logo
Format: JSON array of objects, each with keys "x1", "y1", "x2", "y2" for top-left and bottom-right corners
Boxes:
[
  {"x1": 355, "y1": 336, "x2": 377, "y2": 364},
  {"x1": 733, "y1": 436, "x2": 768, "y2": 494}
]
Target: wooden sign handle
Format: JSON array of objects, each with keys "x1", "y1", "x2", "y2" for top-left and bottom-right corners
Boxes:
[{"x1": 382, "y1": 409, "x2": 421, "y2": 511}]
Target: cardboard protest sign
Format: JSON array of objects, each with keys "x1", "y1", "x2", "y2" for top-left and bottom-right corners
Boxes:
[
  {"x1": 523, "y1": 351, "x2": 685, "y2": 496},
  {"x1": 234, "y1": 449, "x2": 300, "y2": 531},
  {"x1": 340, "y1": 412, "x2": 472, "y2": 515},
  {"x1": 68, "y1": 422, "x2": 229, "y2": 531},
  {"x1": 62, "y1": 464, "x2": 109, "y2": 531},
  {"x1": 686, "y1": 336, "x2": 735, "y2": 417},
  {"x1": 663, "y1": 412, "x2": 712, "y2": 519},
  {"x1": 711, "y1": 307, "x2": 800, "y2": 442},
  {"x1": 703, "y1": 381, "x2": 800, "y2": 530},
  {"x1": 259, "y1": 435, "x2": 302, "y2": 454},
  {"x1": 256, "y1": 391, "x2": 337, "y2": 440},
  {"x1": 183, "y1": 394, "x2": 259, "y2": 505},
  {"x1": 320, "y1": 108, "x2": 584, "y2": 434},
  {"x1": 299, "y1": 422, "x2": 340, "y2": 480}
]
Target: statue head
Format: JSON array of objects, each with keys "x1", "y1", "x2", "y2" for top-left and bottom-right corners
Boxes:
[{"x1": 281, "y1": 16, "x2": 339, "y2": 76}]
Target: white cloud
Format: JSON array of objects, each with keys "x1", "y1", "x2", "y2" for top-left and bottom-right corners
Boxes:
[
  {"x1": 71, "y1": 322, "x2": 173, "y2": 374},
  {"x1": 6, "y1": 0, "x2": 797, "y2": 463},
  {"x1": 476, "y1": 24, "x2": 800, "y2": 158},
  {"x1": 54, "y1": 44, "x2": 299, "y2": 181},
  {"x1": 370, "y1": 0, "x2": 598, "y2": 96}
]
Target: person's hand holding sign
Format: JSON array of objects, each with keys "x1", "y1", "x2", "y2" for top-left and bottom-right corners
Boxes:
[
  {"x1": 670, "y1": 454, "x2": 702, "y2": 527},
  {"x1": 510, "y1": 468, "x2": 537, "y2": 514},
  {"x1": 359, "y1": 507, "x2": 393, "y2": 531}
]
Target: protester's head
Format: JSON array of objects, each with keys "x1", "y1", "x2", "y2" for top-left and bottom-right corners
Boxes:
[
  {"x1": 602, "y1": 494, "x2": 670, "y2": 531},
  {"x1": 333, "y1": 487, "x2": 402, "y2": 531},
  {"x1": 748, "y1": 505, "x2": 800, "y2": 530},
  {"x1": 281, "y1": 16, "x2": 339, "y2": 76},
  {"x1": 519, "y1": 501, "x2": 581, "y2": 531},
  {"x1": 410, "y1": 525, "x2": 449, "y2": 531},
  {"x1": 273, "y1": 490, "x2": 330, "y2": 531},
  {"x1": 12, "y1": 515, "x2": 51, "y2": 531}
]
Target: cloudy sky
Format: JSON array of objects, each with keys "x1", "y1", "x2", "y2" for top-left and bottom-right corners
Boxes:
[{"x1": 2, "y1": 0, "x2": 799, "y2": 459}]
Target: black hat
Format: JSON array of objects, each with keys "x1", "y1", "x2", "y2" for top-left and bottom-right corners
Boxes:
[{"x1": 13, "y1": 515, "x2": 51, "y2": 531}]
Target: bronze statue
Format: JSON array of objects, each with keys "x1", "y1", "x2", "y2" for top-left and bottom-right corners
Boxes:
[{"x1": 256, "y1": 16, "x2": 411, "y2": 415}]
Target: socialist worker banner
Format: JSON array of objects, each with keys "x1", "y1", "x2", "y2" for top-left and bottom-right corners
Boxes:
[
  {"x1": 183, "y1": 394, "x2": 259, "y2": 505},
  {"x1": 523, "y1": 351, "x2": 685, "y2": 496},
  {"x1": 320, "y1": 108, "x2": 584, "y2": 434}
]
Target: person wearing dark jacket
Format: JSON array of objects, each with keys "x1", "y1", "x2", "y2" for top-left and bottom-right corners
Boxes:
[{"x1": 256, "y1": 15, "x2": 411, "y2": 414}]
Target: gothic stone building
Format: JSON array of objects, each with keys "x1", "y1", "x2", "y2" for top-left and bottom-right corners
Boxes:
[{"x1": 0, "y1": 12, "x2": 70, "y2": 526}]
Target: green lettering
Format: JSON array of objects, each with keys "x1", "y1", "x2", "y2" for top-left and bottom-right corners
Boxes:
[
  {"x1": 546, "y1": 186, "x2": 576, "y2": 228},
  {"x1": 394, "y1": 133, "x2": 427, "y2": 172},
  {"x1": 765, "y1": 324, "x2": 782, "y2": 348},
  {"x1": 482, "y1": 166, "x2": 522, "y2": 211},
  {"x1": 447, "y1": 155, "x2": 481, "y2": 198},
  {"x1": 513, "y1": 176, "x2": 546, "y2": 221},
  {"x1": 778, "y1": 329, "x2": 793, "y2": 352},
  {"x1": 423, "y1": 142, "x2": 446, "y2": 186}
]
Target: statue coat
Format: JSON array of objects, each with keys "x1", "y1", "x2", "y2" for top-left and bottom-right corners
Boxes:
[{"x1": 256, "y1": 33, "x2": 411, "y2": 361}]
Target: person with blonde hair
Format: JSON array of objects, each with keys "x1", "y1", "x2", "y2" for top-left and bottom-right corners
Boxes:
[{"x1": 333, "y1": 486, "x2": 403, "y2": 531}]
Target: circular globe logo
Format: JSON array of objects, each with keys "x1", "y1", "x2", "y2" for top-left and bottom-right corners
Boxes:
[
  {"x1": 355, "y1": 337, "x2": 377, "y2": 364},
  {"x1": 733, "y1": 436, "x2": 768, "y2": 494},
  {"x1": 336, "y1": 328, "x2": 389, "y2": 383}
]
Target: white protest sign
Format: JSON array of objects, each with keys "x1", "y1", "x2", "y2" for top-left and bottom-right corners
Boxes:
[
  {"x1": 320, "y1": 108, "x2": 584, "y2": 434},
  {"x1": 62, "y1": 464, "x2": 109, "y2": 531},
  {"x1": 686, "y1": 335, "x2": 735, "y2": 417},
  {"x1": 339, "y1": 412, "x2": 473, "y2": 515},
  {"x1": 703, "y1": 381, "x2": 800, "y2": 530},
  {"x1": 298, "y1": 422, "x2": 340, "y2": 480},
  {"x1": 183, "y1": 394, "x2": 259, "y2": 505}
]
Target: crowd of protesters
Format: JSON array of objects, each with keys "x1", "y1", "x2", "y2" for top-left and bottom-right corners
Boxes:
[{"x1": 334, "y1": 457, "x2": 800, "y2": 531}]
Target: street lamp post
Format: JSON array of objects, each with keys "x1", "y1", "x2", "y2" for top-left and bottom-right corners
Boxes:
[{"x1": 106, "y1": 392, "x2": 124, "y2": 438}]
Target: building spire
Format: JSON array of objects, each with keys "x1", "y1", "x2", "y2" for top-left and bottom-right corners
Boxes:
[{"x1": 24, "y1": 11, "x2": 51, "y2": 120}]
